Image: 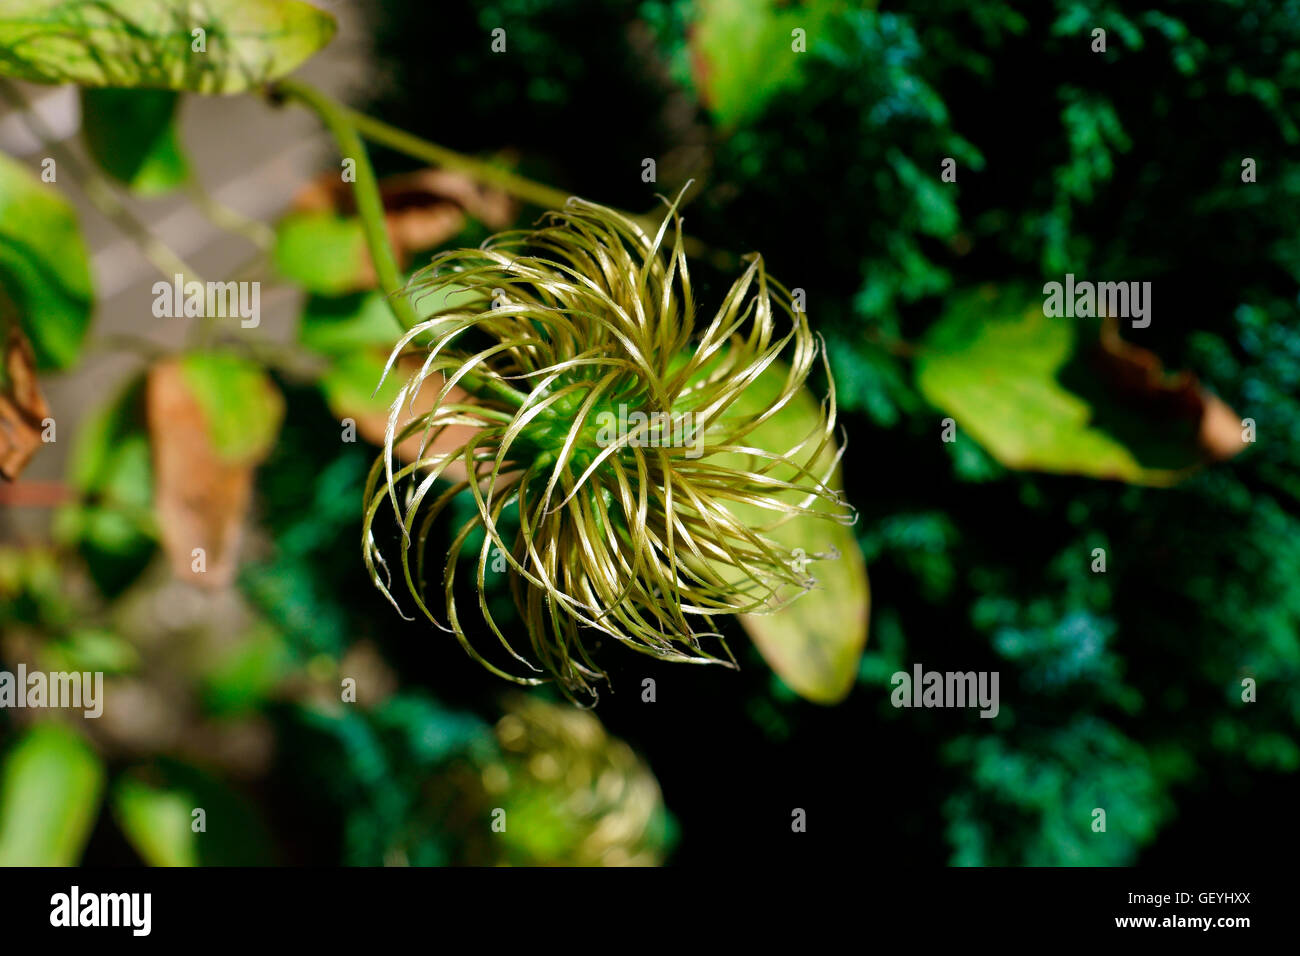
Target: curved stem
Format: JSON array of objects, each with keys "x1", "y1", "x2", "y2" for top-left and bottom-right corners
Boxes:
[
  {"x1": 349, "y1": 106, "x2": 725, "y2": 266},
  {"x1": 270, "y1": 79, "x2": 533, "y2": 413},
  {"x1": 345, "y1": 109, "x2": 576, "y2": 213},
  {"x1": 267, "y1": 79, "x2": 728, "y2": 267},
  {"x1": 270, "y1": 79, "x2": 419, "y2": 330}
]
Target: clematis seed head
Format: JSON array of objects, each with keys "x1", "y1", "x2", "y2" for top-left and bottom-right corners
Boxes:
[{"x1": 362, "y1": 192, "x2": 855, "y2": 702}]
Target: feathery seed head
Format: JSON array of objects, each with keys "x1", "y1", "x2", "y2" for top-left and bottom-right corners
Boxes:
[{"x1": 362, "y1": 192, "x2": 855, "y2": 701}]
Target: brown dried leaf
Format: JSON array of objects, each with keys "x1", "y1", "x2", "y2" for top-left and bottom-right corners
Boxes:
[
  {"x1": 0, "y1": 328, "x2": 52, "y2": 482},
  {"x1": 146, "y1": 360, "x2": 256, "y2": 589},
  {"x1": 1096, "y1": 317, "x2": 1247, "y2": 462}
]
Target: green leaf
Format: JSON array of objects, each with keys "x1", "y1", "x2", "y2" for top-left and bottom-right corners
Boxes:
[
  {"x1": 81, "y1": 88, "x2": 190, "y2": 195},
  {"x1": 111, "y1": 759, "x2": 274, "y2": 865},
  {"x1": 915, "y1": 288, "x2": 1203, "y2": 485},
  {"x1": 111, "y1": 775, "x2": 197, "y2": 866},
  {"x1": 0, "y1": 725, "x2": 105, "y2": 866},
  {"x1": 690, "y1": 0, "x2": 834, "y2": 127},
  {"x1": 318, "y1": 350, "x2": 403, "y2": 418},
  {"x1": 299, "y1": 282, "x2": 469, "y2": 355},
  {"x1": 712, "y1": 362, "x2": 870, "y2": 704},
  {"x1": 53, "y1": 375, "x2": 158, "y2": 597},
  {"x1": 45, "y1": 628, "x2": 142, "y2": 675},
  {"x1": 201, "y1": 622, "x2": 293, "y2": 716},
  {"x1": 178, "y1": 352, "x2": 283, "y2": 462},
  {"x1": 299, "y1": 289, "x2": 404, "y2": 354},
  {"x1": 0, "y1": 151, "x2": 94, "y2": 371},
  {"x1": 0, "y1": 0, "x2": 337, "y2": 94},
  {"x1": 305, "y1": 283, "x2": 473, "y2": 420},
  {"x1": 274, "y1": 212, "x2": 369, "y2": 295}
]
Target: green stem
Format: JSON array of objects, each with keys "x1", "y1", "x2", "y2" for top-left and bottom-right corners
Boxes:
[
  {"x1": 271, "y1": 79, "x2": 418, "y2": 329},
  {"x1": 269, "y1": 79, "x2": 726, "y2": 266},
  {"x1": 270, "y1": 79, "x2": 532, "y2": 412},
  {"x1": 352, "y1": 107, "x2": 723, "y2": 264},
  {"x1": 348, "y1": 108, "x2": 575, "y2": 213}
]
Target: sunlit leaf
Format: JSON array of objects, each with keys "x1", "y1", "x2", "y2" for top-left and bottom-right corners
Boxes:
[
  {"x1": 318, "y1": 349, "x2": 401, "y2": 418},
  {"x1": 0, "y1": 724, "x2": 105, "y2": 866},
  {"x1": 45, "y1": 628, "x2": 141, "y2": 675},
  {"x1": 303, "y1": 283, "x2": 478, "y2": 475},
  {"x1": 274, "y1": 212, "x2": 368, "y2": 296},
  {"x1": 112, "y1": 760, "x2": 274, "y2": 865},
  {"x1": 915, "y1": 288, "x2": 1244, "y2": 485},
  {"x1": 299, "y1": 290, "x2": 407, "y2": 355},
  {"x1": 690, "y1": 0, "x2": 834, "y2": 127},
  {"x1": 0, "y1": 151, "x2": 93, "y2": 371},
  {"x1": 0, "y1": 0, "x2": 337, "y2": 94},
  {"x1": 712, "y1": 362, "x2": 870, "y2": 704},
  {"x1": 177, "y1": 351, "x2": 283, "y2": 463},
  {"x1": 111, "y1": 775, "x2": 197, "y2": 867},
  {"x1": 298, "y1": 282, "x2": 469, "y2": 355}
]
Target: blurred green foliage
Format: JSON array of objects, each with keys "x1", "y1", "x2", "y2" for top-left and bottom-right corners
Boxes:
[
  {"x1": 362, "y1": 0, "x2": 1300, "y2": 863},
  {"x1": 80, "y1": 89, "x2": 189, "y2": 196},
  {"x1": 1, "y1": 0, "x2": 1297, "y2": 867},
  {"x1": 645, "y1": 0, "x2": 1299, "y2": 865}
]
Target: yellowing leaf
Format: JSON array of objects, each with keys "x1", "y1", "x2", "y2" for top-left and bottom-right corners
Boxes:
[
  {"x1": 916, "y1": 288, "x2": 1244, "y2": 485},
  {"x1": 711, "y1": 361, "x2": 870, "y2": 704}
]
